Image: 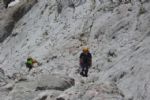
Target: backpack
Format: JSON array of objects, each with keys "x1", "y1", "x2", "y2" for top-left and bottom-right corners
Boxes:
[{"x1": 80, "y1": 53, "x2": 92, "y2": 64}]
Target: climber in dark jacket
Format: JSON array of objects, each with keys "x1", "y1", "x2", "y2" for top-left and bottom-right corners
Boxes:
[{"x1": 79, "y1": 47, "x2": 92, "y2": 77}]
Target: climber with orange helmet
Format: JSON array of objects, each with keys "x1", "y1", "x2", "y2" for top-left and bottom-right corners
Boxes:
[{"x1": 79, "y1": 47, "x2": 92, "y2": 77}]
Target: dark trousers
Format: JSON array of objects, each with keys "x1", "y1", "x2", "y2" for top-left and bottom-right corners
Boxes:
[
  {"x1": 26, "y1": 63, "x2": 33, "y2": 71},
  {"x1": 80, "y1": 64, "x2": 89, "y2": 77}
]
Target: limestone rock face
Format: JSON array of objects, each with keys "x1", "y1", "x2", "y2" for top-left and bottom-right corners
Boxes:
[
  {"x1": 0, "y1": 68, "x2": 7, "y2": 86},
  {"x1": 2, "y1": 74, "x2": 74, "y2": 100},
  {"x1": 0, "y1": 0, "x2": 37, "y2": 43},
  {"x1": 3, "y1": 0, "x2": 14, "y2": 8},
  {"x1": 35, "y1": 75, "x2": 75, "y2": 91},
  {"x1": 0, "y1": 0, "x2": 150, "y2": 100}
]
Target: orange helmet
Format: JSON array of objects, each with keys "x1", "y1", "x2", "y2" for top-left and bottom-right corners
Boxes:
[{"x1": 82, "y1": 47, "x2": 89, "y2": 53}]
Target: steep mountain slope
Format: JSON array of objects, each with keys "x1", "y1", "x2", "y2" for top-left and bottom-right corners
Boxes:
[{"x1": 0, "y1": 0, "x2": 150, "y2": 100}]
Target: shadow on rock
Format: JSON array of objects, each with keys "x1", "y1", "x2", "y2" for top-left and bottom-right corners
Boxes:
[{"x1": 0, "y1": 0, "x2": 37, "y2": 42}]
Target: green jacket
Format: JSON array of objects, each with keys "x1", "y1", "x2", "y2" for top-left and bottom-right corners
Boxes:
[{"x1": 26, "y1": 59, "x2": 33, "y2": 65}]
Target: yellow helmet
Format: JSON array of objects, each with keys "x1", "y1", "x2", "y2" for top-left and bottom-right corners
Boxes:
[{"x1": 82, "y1": 47, "x2": 89, "y2": 53}]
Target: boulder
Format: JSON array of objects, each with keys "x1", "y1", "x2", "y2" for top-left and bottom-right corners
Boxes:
[
  {"x1": 4, "y1": 74, "x2": 75, "y2": 100},
  {"x1": 35, "y1": 75, "x2": 75, "y2": 91}
]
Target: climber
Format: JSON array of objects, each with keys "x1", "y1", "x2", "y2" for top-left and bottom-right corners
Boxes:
[
  {"x1": 25, "y1": 57, "x2": 40, "y2": 72},
  {"x1": 79, "y1": 47, "x2": 92, "y2": 77}
]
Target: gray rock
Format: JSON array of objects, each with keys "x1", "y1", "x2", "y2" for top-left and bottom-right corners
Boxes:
[
  {"x1": 4, "y1": 75, "x2": 74, "y2": 100},
  {"x1": 33, "y1": 90, "x2": 61, "y2": 100},
  {"x1": 36, "y1": 75, "x2": 75, "y2": 91},
  {"x1": 56, "y1": 97, "x2": 65, "y2": 100},
  {"x1": 2, "y1": 0, "x2": 14, "y2": 8},
  {"x1": 0, "y1": 0, "x2": 37, "y2": 43},
  {"x1": 0, "y1": 68, "x2": 7, "y2": 87}
]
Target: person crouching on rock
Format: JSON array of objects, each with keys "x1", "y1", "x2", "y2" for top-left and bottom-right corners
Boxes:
[
  {"x1": 25, "y1": 57, "x2": 40, "y2": 72},
  {"x1": 79, "y1": 47, "x2": 92, "y2": 77}
]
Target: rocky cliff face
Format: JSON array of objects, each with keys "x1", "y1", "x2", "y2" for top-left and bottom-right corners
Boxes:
[
  {"x1": 0, "y1": 0, "x2": 37, "y2": 42},
  {"x1": 0, "y1": 0, "x2": 150, "y2": 100}
]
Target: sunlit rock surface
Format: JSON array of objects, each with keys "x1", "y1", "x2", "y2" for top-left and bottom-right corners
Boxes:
[{"x1": 0, "y1": 0, "x2": 150, "y2": 100}]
